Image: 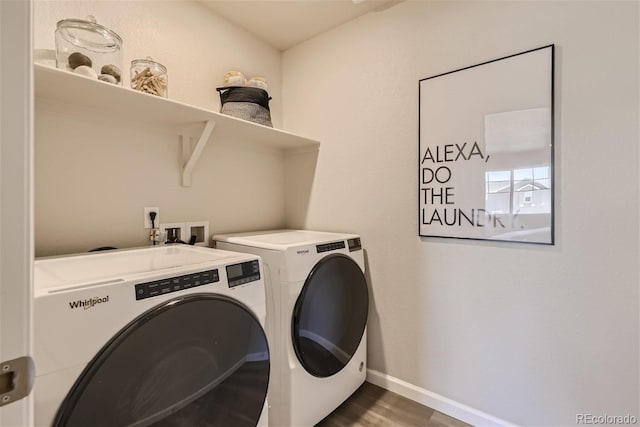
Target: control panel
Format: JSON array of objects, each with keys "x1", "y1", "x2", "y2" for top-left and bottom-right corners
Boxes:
[
  {"x1": 226, "y1": 260, "x2": 261, "y2": 288},
  {"x1": 135, "y1": 269, "x2": 219, "y2": 300},
  {"x1": 348, "y1": 238, "x2": 362, "y2": 252},
  {"x1": 316, "y1": 241, "x2": 346, "y2": 253}
]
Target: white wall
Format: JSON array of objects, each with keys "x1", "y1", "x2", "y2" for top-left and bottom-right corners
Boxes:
[
  {"x1": 283, "y1": 1, "x2": 639, "y2": 425},
  {"x1": 34, "y1": 0, "x2": 285, "y2": 256}
]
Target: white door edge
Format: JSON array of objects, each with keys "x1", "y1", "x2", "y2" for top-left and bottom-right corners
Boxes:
[{"x1": 0, "y1": 0, "x2": 35, "y2": 425}]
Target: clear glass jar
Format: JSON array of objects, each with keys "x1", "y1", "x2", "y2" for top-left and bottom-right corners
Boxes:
[
  {"x1": 130, "y1": 57, "x2": 168, "y2": 97},
  {"x1": 55, "y1": 16, "x2": 123, "y2": 85}
]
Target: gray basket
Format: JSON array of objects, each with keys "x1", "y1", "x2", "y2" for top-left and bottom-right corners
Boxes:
[{"x1": 217, "y1": 86, "x2": 272, "y2": 127}]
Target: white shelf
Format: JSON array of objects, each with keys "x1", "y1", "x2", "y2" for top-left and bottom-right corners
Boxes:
[{"x1": 34, "y1": 64, "x2": 320, "y2": 185}]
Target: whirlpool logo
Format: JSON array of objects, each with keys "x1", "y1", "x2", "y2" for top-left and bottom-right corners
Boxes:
[
  {"x1": 296, "y1": 249, "x2": 309, "y2": 255},
  {"x1": 69, "y1": 296, "x2": 109, "y2": 310}
]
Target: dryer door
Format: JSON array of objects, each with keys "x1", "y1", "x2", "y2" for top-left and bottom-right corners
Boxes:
[
  {"x1": 54, "y1": 294, "x2": 269, "y2": 427},
  {"x1": 292, "y1": 254, "x2": 369, "y2": 377}
]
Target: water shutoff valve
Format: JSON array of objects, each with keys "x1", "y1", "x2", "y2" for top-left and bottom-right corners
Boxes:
[{"x1": 149, "y1": 228, "x2": 165, "y2": 244}]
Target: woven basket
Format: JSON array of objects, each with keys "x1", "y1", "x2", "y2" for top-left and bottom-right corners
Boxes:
[{"x1": 216, "y1": 86, "x2": 272, "y2": 127}]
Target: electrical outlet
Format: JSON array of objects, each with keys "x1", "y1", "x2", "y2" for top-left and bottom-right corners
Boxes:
[{"x1": 144, "y1": 207, "x2": 160, "y2": 229}]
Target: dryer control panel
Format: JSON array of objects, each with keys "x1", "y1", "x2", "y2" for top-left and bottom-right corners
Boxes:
[
  {"x1": 316, "y1": 238, "x2": 362, "y2": 253},
  {"x1": 316, "y1": 241, "x2": 345, "y2": 253}
]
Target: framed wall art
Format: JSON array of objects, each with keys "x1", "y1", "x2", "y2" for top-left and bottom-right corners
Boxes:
[{"x1": 418, "y1": 45, "x2": 554, "y2": 244}]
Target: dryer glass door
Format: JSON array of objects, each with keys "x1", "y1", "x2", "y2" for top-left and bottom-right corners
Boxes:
[
  {"x1": 54, "y1": 294, "x2": 269, "y2": 427},
  {"x1": 292, "y1": 254, "x2": 369, "y2": 377}
]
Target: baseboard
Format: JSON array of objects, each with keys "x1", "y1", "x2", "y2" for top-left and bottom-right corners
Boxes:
[{"x1": 366, "y1": 369, "x2": 518, "y2": 427}]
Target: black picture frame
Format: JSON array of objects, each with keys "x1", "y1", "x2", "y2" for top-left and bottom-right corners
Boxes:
[{"x1": 418, "y1": 45, "x2": 555, "y2": 245}]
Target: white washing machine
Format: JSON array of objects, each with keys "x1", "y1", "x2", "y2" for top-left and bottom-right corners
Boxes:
[
  {"x1": 34, "y1": 245, "x2": 270, "y2": 427},
  {"x1": 213, "y1": 230, "x2": 369, "y2": 427}
]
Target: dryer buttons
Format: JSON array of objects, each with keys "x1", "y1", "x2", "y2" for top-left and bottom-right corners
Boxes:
[
  {"x1": 316, "y1": 241, "x2": 346, "y2": 253},
  {"x1": 135, "y1": 269, "x2": 219, "y2": 300}
]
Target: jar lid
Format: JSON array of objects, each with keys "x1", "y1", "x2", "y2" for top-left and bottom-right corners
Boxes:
[
  {"x1": 56, "y1": 16, "x2": 122, "y2": 53},
  {"x1": 131, "y1": 57, "x2": 167, "y2": 74}
]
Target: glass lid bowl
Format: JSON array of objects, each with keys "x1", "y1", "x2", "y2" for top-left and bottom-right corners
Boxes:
[{"x1": 55, "y1": 16, "x2": 123, "y2": 85}]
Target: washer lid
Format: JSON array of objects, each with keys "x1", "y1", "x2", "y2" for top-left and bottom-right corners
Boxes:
[
  {"x1": 213, "y1": 229, "x2": 359, "y2": 251},
  {"x1": 35, "y1": 246, "x2": 244, "y2": 294}
]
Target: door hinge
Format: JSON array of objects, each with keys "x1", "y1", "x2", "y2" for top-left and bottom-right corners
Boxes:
[{"x1": 0, "y1": 356, "x2": 35, "y2": 407}]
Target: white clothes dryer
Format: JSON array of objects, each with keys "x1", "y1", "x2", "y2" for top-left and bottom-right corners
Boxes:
[
  {"x1": 213, "y1": 230, "x2": 368, "y2": 427},
  {"x1": 34, "y1": 245, "x2": 270, "y2": 427}
]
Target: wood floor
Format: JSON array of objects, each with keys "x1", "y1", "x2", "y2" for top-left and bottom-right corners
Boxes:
[{"x1": 316, "y1": 382, "x2": 472, "y2": 427}]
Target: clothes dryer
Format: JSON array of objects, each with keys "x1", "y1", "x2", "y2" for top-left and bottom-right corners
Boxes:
[
  {"x1": 34, "y1": 245, "x2": 269, "y2": 427},
  {"x1": 213, "y1": 230, "x2": 368, "y2": 427}
]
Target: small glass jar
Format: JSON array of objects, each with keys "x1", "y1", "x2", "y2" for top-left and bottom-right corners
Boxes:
[
  {"x1": 55, "y1": 16, "x2": 123, "y2": 85},
  {"x1": 130, "y1": 57, "x2": 168, "y2": 97}
]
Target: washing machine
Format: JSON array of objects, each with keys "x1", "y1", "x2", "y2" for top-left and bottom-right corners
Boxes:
[
  {"x1": 213, "y1": 230, "x2": 369, "y2": 427},
  {"x1": 33, "y1": 245, "x2": 270, "y2": 427}
]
